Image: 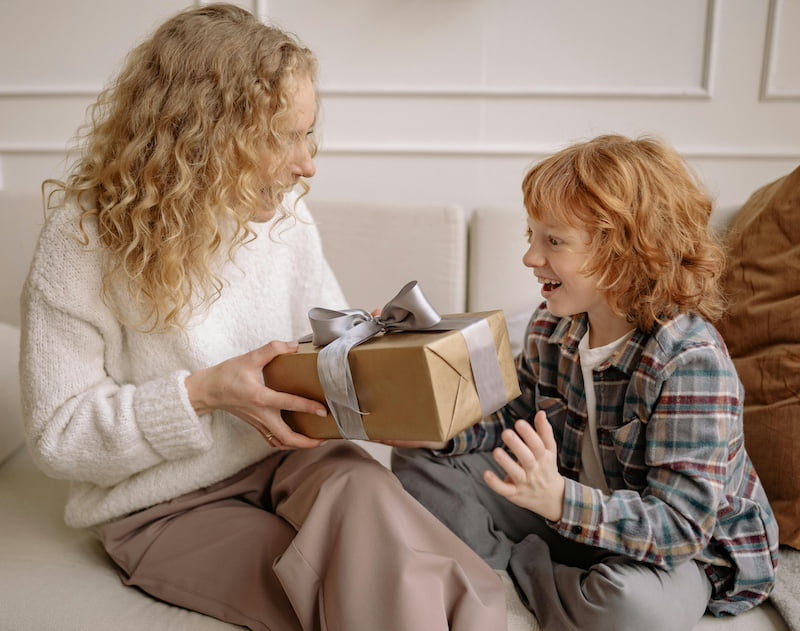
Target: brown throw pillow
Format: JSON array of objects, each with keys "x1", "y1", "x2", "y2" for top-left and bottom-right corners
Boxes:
[{"x1": 716, "y1": 165, "x2": 800, "y2": 549}]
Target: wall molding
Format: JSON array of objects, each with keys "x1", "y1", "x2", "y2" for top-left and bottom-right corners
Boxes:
[
  {"x1": 254, "y1": 0, "x2": 270, "y2": 23},
  {"x1": 760, "y1": 0, "x2": 800, "y2": 100},
  {"x1": 3, "y1": 142, "x2": 797, "y2": 162},
  {"x1": 318, "y1": 85, "x2": 711, "y2": 100},
  {"x1": 318, "y1": 145, "x2": 800, "y2": 161},
  {"x1": 200, "y1": 0, "x2": 268, "y2": 15},
  {"x1": 0, "y1": 142, "x2": 73, "y2": 153},
  {"x1": 0, "y1": 82, "x2": 717, "y2": 101},
  {"x1": 0, "y1": 84, "x2": 714, "y2": 100},
  {"x1": 0, "y1": 85, "x2": 98, "y2": 97}
]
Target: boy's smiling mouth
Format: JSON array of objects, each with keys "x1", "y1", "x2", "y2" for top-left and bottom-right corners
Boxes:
[{"x1": 537, "y1": 276, "x2": 562, "y2": 292}]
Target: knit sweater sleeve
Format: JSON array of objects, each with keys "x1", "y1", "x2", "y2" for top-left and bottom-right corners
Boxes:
[{"x1": 19, "y1": 209, "x2": 212, "y2": 486}]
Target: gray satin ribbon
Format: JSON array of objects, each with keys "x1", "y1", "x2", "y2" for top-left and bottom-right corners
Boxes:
[{"x1": 306, "y1": 281, "x2": 507, "y2": 440}]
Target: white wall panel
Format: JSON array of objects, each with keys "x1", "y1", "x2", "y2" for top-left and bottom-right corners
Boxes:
[
  {"x1": 0, "y1": 96, "x2": 93, "y2": 145},
  {"x1": 272, "y1": 0, "x2": 713, "y2": 97},
  {"x1": 0, "y1": 0, "x2": 798, "y2": 216},
  {"x1": 481, "y1": 0, "x2": 712, "y2": 96},
  {"x1": 689, "y1": 156, "x2": 800, "y2": 220},
  {"x1": 318, "y1": 96, "x2": 483, "y2": 146},
  {"x1": 0, "y1": 152, "x2": 69, "y2": 192},
  {"x1": 308, "y1": 153, "x2": 489, "y2": 210},
  {"x1": 762, "y1": 0, "x2": 800, "y2": 99},
  {"x1": 269, "y1": 0, "x2": 488, "y2": 89},
  {"x1": 0, "y1": 0, "x2": 190, "y2": 91}
]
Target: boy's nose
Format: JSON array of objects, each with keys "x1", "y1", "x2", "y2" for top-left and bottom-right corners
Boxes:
[{"x1": 522, "y1": 243, "x2": 544, "y2": 268}]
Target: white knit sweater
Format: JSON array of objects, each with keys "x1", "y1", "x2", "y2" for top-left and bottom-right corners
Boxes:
[{"x1": 20, "y1": 192, "x2": 346, "y2": 528}]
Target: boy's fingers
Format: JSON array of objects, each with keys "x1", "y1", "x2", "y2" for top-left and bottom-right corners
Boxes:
[
  {"x1": 507, "y1": 423, "x2": 542, "y2": 466},
  {"x1": 492, "y1": 445, "x2": 525, "y2": 482},
  {"x1": 483, "y1": 469, "x2": 515, "y2": 498},
  {"x1": 533, "y1": 410, "x2": 557, "y2": 453}
]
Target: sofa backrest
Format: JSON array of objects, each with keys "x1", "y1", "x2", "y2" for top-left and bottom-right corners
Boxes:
[
  {"x1": 311, "y1": 199, "x2": 467, "y2": 315},
  {"x1": 0, "y1": 192, "x2": 470, "y2": 328},
  {"x1": 467, "y1": 207, "x2": 537, "y2": 355}
]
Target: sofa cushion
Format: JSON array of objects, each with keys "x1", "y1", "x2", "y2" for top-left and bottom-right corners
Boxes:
[
  {"x1": 311, "y1": 199, "x2": 468, "y2": 315},
  {"x1": 0, "y1": 323, "x2": 23, "y2": 465},
  {"x1": 716, "y1": 166, "x2": 800, "y2": 549},
  {"x1": 467, "y1": 207, "x2": 539, "y2": 356},
  {"x1": 0, "y1": 446, "x2": 239, "y2": 630}
]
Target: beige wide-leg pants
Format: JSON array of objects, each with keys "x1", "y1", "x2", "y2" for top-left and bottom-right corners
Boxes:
[{"x1": 98, "y1": 441, "x2": 506, "y2": 631}]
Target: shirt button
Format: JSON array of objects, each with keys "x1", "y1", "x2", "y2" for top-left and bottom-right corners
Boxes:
[{"x1": 571, "y1": 525, "x2": 582, "y2": 535}]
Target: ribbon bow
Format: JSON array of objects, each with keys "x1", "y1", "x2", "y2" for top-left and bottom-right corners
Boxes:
[
  {"x1": 306, "y1": 281, "x2": 507, "y2": 440},
  {"x1": 308, "y1": 281, "x2": 442, "y2": 345}
]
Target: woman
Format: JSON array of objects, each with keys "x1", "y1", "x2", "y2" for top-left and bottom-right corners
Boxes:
[{"x1": 20, "y1": 5, "x2": 506, "y2": 630}]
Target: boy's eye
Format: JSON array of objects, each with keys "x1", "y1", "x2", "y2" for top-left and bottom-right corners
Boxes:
[
  {"x1": 548, "y1": 237, "x2": 561, "y2": 247},
  {"x1": 524, "y1": 228, "x2": 533, "y2": 242}
]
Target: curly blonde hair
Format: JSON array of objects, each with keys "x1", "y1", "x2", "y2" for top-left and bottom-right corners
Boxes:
[
  {"x1": 58, "y1": 3, "x2": 318, "y2": 330},
  {"x1": 522, "y1": 134, "x2": 726, "y2": 332}
]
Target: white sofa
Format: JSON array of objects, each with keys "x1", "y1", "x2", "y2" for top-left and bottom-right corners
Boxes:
[{"x1": 0, "y1": 191, "x2": 794, "y2": 631}]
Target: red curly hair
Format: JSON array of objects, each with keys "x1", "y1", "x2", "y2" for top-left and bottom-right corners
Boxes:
[{"x1": 522, "y1": 134, "x2": 726, "y2": 332}]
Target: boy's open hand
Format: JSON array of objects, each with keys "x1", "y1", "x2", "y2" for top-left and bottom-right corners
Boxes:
[{"x1": 483, "y1": 410, "x2": 565, "y2": 522}]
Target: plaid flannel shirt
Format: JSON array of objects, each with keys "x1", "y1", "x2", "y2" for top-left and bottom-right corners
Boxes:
[{"x1": 444, "y1": 304, "x2": 779, "y2": 616}]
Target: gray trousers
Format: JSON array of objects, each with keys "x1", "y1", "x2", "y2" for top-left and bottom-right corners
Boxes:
[{"x1": 392, "y1": 447, "x2": 712, "y2": 631}]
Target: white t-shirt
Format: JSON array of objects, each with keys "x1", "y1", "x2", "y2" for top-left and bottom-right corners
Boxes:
[{"x1": 577, "y1": 327, "x2": 634, "y2": 493}]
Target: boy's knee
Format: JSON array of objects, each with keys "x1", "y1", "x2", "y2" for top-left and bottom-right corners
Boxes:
[
  {"x1": 576, "y1": 563, "x2": 702, "y2": 631},
  {"x1": 578, "y1": 569, "x2": 650, "y2": 631}
]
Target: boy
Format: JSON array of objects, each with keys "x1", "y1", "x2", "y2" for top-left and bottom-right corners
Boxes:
[{"x1": 392, "y1": 135, "x2": 778, "y2": 631}]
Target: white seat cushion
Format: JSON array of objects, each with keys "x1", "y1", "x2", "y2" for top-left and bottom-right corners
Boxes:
[{"x1": 0, "y1": 446, "x2": 239, "y2": 630}]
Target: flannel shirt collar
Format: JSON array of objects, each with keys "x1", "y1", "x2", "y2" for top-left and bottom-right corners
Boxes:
[{"x1": 548, "y1": 312, "x2": 648, "y2": 376}]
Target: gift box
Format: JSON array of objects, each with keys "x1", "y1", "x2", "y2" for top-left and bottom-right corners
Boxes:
[{"x1": 262, "y1": 309, "x2": 520, "y2": 441}]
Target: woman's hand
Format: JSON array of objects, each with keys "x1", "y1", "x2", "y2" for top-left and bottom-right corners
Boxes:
[
  {"x1": 483, "y1": 410, "x2": 565, "y2": 521},
  {"x1": 185, "y1": 340, "x2": 327, "y2": 450}
]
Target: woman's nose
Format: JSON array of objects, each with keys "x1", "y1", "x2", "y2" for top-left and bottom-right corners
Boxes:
[{"x1": 292, "y1": 143, "x2": 316, "y2": 179}]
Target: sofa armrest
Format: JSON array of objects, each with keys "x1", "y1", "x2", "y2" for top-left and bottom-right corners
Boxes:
[
  {"x1": 0, "y1": 192, "x2": 44, "y2": 328},
  {"x1": 0, "y1": 322, "x2": 23, "y2": 466}
]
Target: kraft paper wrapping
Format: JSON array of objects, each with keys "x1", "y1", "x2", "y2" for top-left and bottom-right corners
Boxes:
[{"x1": 263, "y1": 310, "x2": 520, "y2": 441}]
